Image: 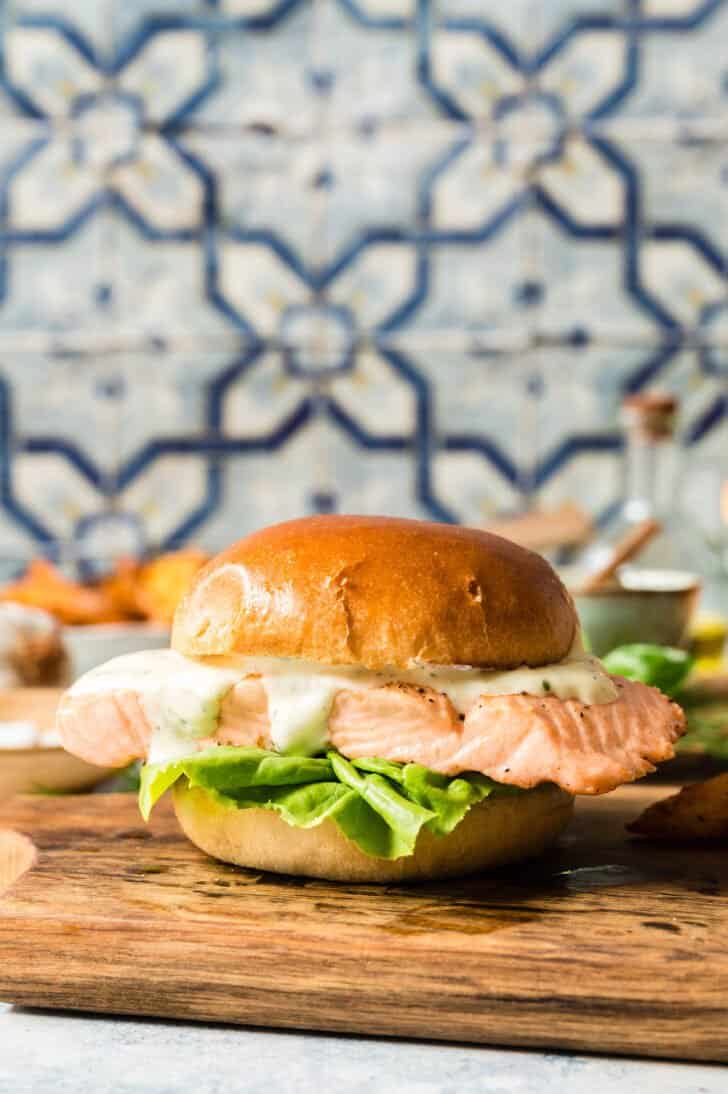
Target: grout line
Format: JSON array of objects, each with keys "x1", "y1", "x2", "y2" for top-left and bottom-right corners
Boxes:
[
  {"x1": 15, "y1": 113, "x2": 728, "y2": 144},
  {"x1": 0, "y1": 332, "x2": 726, "y2": 356}
]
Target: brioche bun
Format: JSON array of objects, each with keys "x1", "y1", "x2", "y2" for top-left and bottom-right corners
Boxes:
[
  {"x1": 174, "y1": 780, "x2": 574, "y2": 883},
  {"x1": 172, "y1": 516, "x2": 576, "y2": 671}
]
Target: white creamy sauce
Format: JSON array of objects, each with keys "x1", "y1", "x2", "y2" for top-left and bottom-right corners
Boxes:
[
  {"x1": 69, "y1": 637, "x2": 618, "y2": 764},
  {"x1": 70, "y1": 650, "x2": 242, "y2": 763}
]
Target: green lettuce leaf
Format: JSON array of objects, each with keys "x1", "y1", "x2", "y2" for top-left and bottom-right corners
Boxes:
[
  {"x1": 139, "y1": 746, "x2": 334, "y2": 820},
  {"x1": 140, "y1": 759, "x2": 187, "y2": 821},
  {"x1": 352, "y1": 756, "x2": 504, "y2": 836},
  {"x1": 331, "y1": 792, "x2": 423, "y2": 859},
  {"x1": 602, "y1": 643, "x2": 693, "y2": 698},
  {"x1": 211, "y1": 781, "x2": 356, "y2": 828},
  {"x1": 677, "y1": 706, "x2": 728, "y2": 758},
  {"x1": 329, "y1": 752, "x2": 434, "y2": 855},
  {"x1": 139, "y1": 745, "x2": 523, "y2": 860},
  {"x1": 401, "y1": 765, "x2": 498, "y2": 836},
  {"x1": 217, "y1": 778, "x2": 429, "y2": 860},
  {"x1": 350, "y1": 756, "x2": 406, "y2": 784}
]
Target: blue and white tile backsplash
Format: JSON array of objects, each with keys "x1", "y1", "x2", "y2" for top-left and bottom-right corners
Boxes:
[{"x1": 0, "y1": 0, "x2": 727, "y2": 557}]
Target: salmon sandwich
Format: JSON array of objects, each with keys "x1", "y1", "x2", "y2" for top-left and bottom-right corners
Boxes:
[{"x1": 57, "y1": 516, "x2": 686, "y2": 882}]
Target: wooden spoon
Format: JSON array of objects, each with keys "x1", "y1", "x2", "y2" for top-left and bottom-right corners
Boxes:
[{"x1": 579, "y1": 518, "x2": 662, "y2": 593}]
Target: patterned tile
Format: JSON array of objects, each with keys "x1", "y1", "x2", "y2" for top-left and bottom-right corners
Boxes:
[
  {"x1": 0, "y1": 512, "x2": 41, "y2": 576},
  {"x1": 318, "y1": 126, "x2": 454, "y2": 256},
  {"x1": 222, "y1": 344, "x2": 416, "y2": 435},
  {"x1": 220, "y1": 348, "x2": 307, "y2": 433},
  {"x1": 435, "y1": 1, "x2": 627, "y2": 53},
  {"x1": 200, "y1": 414, "x2": 432, "y2": 551},
  {"x1": 191, "y1": 5, "x2": 317, "y2": 135},
  {"x1": 184, "y1": 131, "x2": 325, "y2": 261},
  {"x1": 328, "y1": 349, "x2": 417, "y2": 434},
  {"x1": 11, "y1": 452, "x2": 105, "y2": 546},
  {"x1": 391, "y1": 226, "x2": 528, "y2": 348},
  {"x1": 413, "y1": 347, "x2": 530, "y2": 457},
  {"x1": 103, "y1": 352, "x2": 236, "y2": 549},
  {"x1": 216, "y1": 228, "x2": 425, "y2": 339},
  {"x1": 3, "y1": 15, "x2": 219, "y2": 132},
  {"x1": 114, "y1": 26, "x2": 217, "y2": 126},
  {"x1": 626, "y1": 138, "x2": 728, "y2": 336},
  {"x1": 416, "y1": 348, "x2": 530, "y2": 520},
  {"x1": 111, "y1": 214, "x2": 232, "y2": 342},
  {"x1": 111, "y1": 2, "x2": 217, "y2": 46},
  {"x1": 635, "y1": 136, "x2": 728, "y2": 253},
  {"x1": 640, "y1": 234, "x2": 726, "y2": 331},
  {"x1": 0, "y1": 353, "x2": 120, "y2": 543},
  {"x1": 427, "y1": 2, "x2": 635, "y2": 125},
  {"x1": 312, "y1": 0, "x2": 434, "y2": 129},
  {"x1": 532, "y1": 344, "x2": 715, "y2": 514},
  {"x1": 3, "y1": 121, "x2": 207, "y2": 242},
  {"x1": 614, "y1": 1, "x2": 728, "y2": 123},
  {"x1": 0, "y1": 0, "x2": 727, "y2": 549},
  {"x1": 115, "y1": 352, "x2": 228, "y2": 458},
  {"x1": 522, "y1": 206, "x2": 662, "y2": 343},
  {"x1": 3, "y1": 24, "x2": 101, "y2": 123},
  {"x1": 1, "y1": 355, "x2": 120, "y2": 463},
  {"x1": 11, "y1": 1, "x2": 114, "y2": 52},
  {"x1": 118, "y1": 453, "x2": 215, "y2": 549},
  {"x1": 312, "y1": 421, "x2": 434, "y2": 519},
  {"x1": 533, "y1": 346, "x2": 623, "y2": 516},
  {"x1": 323, "y1": 241, "x2": 427, "y2": 333},
  {"x1": 536, "y1": 446, "x2": 623, "y2": 520},
  {"x1": 422, "y1": 128, "x2": 525, "y2": 238},
  {"x1": 0, "y1": 216, "x2": 115, "y2": 339},
  {"x1": 681, "y1": 378, "x2": 728, "y2": 546}
]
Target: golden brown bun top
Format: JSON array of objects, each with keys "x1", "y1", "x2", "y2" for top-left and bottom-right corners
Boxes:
[{"x1": 172, "y1": 516, "x2": 577, "y2": 670}]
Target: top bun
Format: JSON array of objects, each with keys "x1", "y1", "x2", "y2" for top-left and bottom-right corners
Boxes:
[{"x1": 172, "y1": 516, "x2": 577, "y2": 670}]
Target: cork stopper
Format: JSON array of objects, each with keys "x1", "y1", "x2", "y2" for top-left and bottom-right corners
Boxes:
[{"x1": 621, "y1": 392, "x2": 678, "y2": 441}]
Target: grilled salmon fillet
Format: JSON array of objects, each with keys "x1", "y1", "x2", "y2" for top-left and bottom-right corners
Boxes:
[{"x1": 57, "y1": 672, "x2": 684, "y2": 796}]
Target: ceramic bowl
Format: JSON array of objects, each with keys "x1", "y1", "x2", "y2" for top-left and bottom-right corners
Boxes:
[
  {"x1": 572, "y1": 570, "x2": 700, "y2": 657},
  {"x1": 62, "y1": 622, "x2": 169, "y2": 677},
  {"x1": 0, "y1": 688, "x2": 112, "y2": 799}
]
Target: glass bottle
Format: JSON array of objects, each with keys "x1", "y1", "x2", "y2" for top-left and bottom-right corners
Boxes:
[
  {"x1": 677, "y1": 382, "x2": 728, "y2": 637},
  {"x1": 579, "y1": 392, "x2": 706, "y2": 584}
]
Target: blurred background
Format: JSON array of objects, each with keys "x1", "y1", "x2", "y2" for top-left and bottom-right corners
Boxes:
[
  {"x1": 0, "y1": 0, "x2": 725, "y2": 551},
  {"x1": 0, "y1": 0, "x2": 728, "y2": 779}
]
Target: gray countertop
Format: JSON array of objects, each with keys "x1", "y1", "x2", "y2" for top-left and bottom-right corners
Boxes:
[{"x1": 1, "y1": 1005, "x2": 724, "y2": 1094}]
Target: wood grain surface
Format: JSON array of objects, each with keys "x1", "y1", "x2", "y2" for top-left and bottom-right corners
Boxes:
[{"x1": 0, "y1": 786, "x2": 726, "y2": 1062}]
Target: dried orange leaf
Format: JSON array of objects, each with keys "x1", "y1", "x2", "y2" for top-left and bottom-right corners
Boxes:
[{"x1": 628, "y1": 773, "x2": 728, "y2": 840}]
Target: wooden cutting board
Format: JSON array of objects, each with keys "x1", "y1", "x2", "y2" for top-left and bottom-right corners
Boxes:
[{"x1": 0, "y1": 787, "x2": 726, "y2": 1062}]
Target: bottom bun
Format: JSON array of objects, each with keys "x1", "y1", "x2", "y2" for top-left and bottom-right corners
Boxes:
[{"x1": 173, "y1": 780, "x2": 574, "y2": 883}]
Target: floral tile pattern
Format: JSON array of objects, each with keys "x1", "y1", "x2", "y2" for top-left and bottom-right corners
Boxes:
[{"x1": 0, "y1": 0, "x2": 727, "y2": 554}]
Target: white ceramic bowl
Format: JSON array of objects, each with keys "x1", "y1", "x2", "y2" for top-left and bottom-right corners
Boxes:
[{"x1": 63, "y1": 622, "x2": 169, "y2": 677}]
